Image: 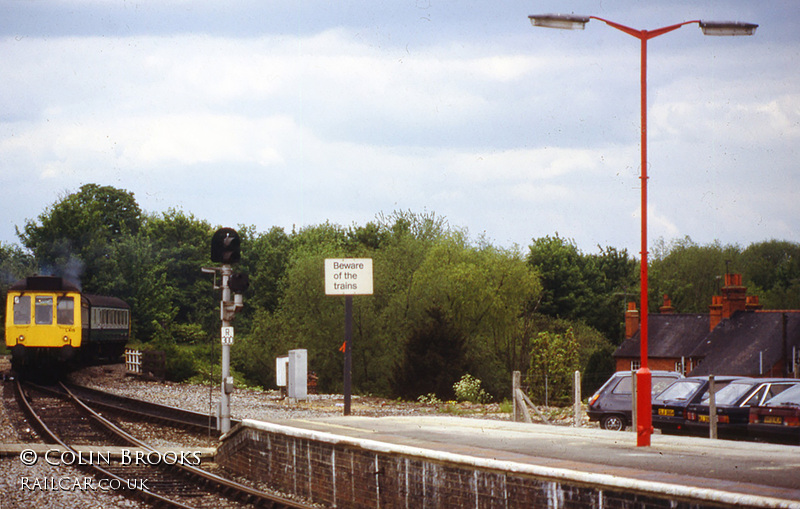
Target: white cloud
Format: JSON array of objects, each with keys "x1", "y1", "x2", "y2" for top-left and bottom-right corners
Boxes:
[{"x1": 1, "y1": 2, "x2": 798, "y2": 255}]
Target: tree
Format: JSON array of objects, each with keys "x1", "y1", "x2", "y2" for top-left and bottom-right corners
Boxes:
[
  {"x1": 649, "y1": 236, "x2": 742, "y2": 313},
  {"x1": 527, "y1": 235, "x2": 587, "y2": 319},
  {"x1": 527, "y1": 235, "x2": 637, "y2": 342},
  {"x1": 408, "y1": 232, "x2": 541, "y2": 396},
  {"x1": 96, "y1": 234, "x2": 174, "y2": 342},
  {"x1": 140, "y1": 210, "x2": 215, "y2": 327},
  {"x1": 391, "y1": 307, "x2": 467, "y2": 400},
  {"x1": 740, "y1": 240, "x2": 800, "y2": 310},
  {"x1": 244, "y1": 226, "x2": 292, "y2": 314},
  {"x1": 527, "y1": 328, "x2": 580, "y2": 406},
  {"x1": 18, "y1": 184, "x2": 142, "y2": 291}
]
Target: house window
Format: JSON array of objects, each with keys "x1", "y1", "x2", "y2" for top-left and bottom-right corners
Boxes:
[{"x1": 630, "y1": 360, "x2": 641, "y2": 371}]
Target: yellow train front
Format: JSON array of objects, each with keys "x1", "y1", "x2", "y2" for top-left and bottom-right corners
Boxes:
[{"x1": 5, "y1": 276, "x2": 130, "y2": 373}]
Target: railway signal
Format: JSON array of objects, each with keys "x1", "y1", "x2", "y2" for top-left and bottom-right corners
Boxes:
[
  {"x1": 210, "y1": 227, "x2": 241, "y2": 264},
  {"x1": 205, "y1": 227, "x2": 248, "y2": 433}
]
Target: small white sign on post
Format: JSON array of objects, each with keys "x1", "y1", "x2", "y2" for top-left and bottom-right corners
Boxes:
[
  {"x1": 221, "y1": 326, "x2": 234, "y2": 345},
  {"x1": 325, "y1": 258, "x2": 374, "y2": 295},
  {"x1": 275, "y1": 356, "x2": 288, "y2": 387}
]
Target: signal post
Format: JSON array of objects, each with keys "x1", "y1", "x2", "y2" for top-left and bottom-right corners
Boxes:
[{"x1": 206, "y1": 228, "x2": 248, "y2": 433}]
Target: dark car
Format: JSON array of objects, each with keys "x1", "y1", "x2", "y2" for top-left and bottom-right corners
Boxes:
[
  {"x1": 749, "y1": 383, "x2": 800, "y2": 445},
  {"x1": 652, "y1": 376, "x2": 743, "y2": 434},
  {"x1": 685, "y1": 378, "x2": 800, "y2": 438},
  {"x1": 587, "y1": 371, "x2": 682, "y2": 431}
]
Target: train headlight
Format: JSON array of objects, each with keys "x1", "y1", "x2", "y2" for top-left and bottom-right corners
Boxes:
[
  {"x1": 62, "y1": 336, "x2": 70, "y2": 343},
  {"x1": 17, "y1": 335, "x2": 24, "y2": 343}
]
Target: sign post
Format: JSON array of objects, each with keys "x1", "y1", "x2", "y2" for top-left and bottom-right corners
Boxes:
[{"x1": 325, "y1": 258, "x2": 373, "y2": 415}]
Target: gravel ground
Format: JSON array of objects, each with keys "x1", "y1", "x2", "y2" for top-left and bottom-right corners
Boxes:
[{"x1": 66, "y1": 363, "x2": 522, "y2": 423}]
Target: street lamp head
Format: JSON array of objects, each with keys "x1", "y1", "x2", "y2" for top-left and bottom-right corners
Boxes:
[
  {"x1": 699, "y1": 21, "x2": 758, "y2": 36},
  {"x1": 528, "y1": 14, "x2": 590, "y2": 30}
]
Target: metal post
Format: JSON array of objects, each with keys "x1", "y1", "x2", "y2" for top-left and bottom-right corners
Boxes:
[
  {"x1": 573, "y1": 370, "x2": 582, "y2": 427},
  {"x1": 343, "y1": 295, "x2": 353, "y2": 416},
  {"x1": 708, "y1": 375, "x2": 717, "y2": 439},
  {"x1": 220, "y1": 264, "x2": 232, "y2": 433},
  {"x1": 631, "y1": 370, "x2": 638, "y2": 433},
  {"x1": 634, "y1": 32, "x2": 653, "y2": 447}
]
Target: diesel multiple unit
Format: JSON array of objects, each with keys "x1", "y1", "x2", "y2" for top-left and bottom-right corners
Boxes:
[{"x1": 5, "y1": 276, "x2": 130, "y2": 371}]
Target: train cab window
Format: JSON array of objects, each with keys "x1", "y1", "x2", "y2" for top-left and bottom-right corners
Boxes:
[
  {"x1": 35, "y1": 296, "x2": 54, "y2": 325},
  {"x1": 13, "y1": 296, "x2": 31, "y2": 324},
  {"x1": 57, "y1": 297, "x2": 74, "y2": 325}
]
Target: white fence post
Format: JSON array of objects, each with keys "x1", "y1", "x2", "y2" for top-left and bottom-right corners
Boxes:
[{"x1": 125, "y1": 348, "x2": 142, "y2": 374}]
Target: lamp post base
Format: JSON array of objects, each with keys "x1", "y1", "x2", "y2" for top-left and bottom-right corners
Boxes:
[{"x1": 636, "y1": 367, "x2": 652, "y2": 446}]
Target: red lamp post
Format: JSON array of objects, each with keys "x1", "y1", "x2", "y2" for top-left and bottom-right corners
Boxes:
[{"x1": 528, "y1": 14, "x2": 757, "y2": 446}]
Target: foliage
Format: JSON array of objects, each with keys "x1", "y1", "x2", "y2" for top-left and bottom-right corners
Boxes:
[
  {"x1": 527, "y1": 235, "x2": 637, "y2": 343},
  {"x1": 7, "y1": 183, "x2": 800, "y2": 396},
  {"x1": 392, "y1": 307, "x2": 467, "y2": 401},
  {"x1": 453, "y1": 374, "x2": 491, "y2": 404},
  {"x1": 18, "y1": 184, "x2": 142, "y2": 291},
  {"x1": 527, "y1": 328, "x2": 580, "y2": 406},
  {"x1": 739, "y1": 240, "x2": 800, "y2": 310},
  {"x1": 416, "y1": 393, "x2": 442, "y2": 405},
  {"x1": 649, "y1": 236, "x2": 742, "y2": 313}
]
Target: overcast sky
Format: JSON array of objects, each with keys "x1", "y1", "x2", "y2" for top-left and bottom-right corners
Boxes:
[{"x1": 1, "y1": 1, "x2": 796, "y2": 256}]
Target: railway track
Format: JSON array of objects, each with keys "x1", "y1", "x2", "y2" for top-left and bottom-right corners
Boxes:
[
  {"x1": 63, "y1": 382, "x2": 241, "y2": 433},
  {"x1": 15, "y1": 380, "x2": 317, "y2": 509}
]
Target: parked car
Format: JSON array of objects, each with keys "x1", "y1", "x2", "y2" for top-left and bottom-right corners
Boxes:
[
  {"x1": 749, "y1": 383, "x2": 800, "y2": 445},
  {"x1": 587, "y1": 370, "x2": 682, "y2": 431},
  {"x1": 652, "y1": 376, "x2": 743, "y2": 434},
  {"x1": 685, "y1": 378, "x2": 800, "y2": 438}
]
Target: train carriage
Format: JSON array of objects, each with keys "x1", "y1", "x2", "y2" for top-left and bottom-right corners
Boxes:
[{"x1": 5, "y1": 276, "x2": 130, "y2": 372}]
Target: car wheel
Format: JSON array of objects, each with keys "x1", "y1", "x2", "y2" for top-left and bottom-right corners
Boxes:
[{"x1": 601, "y1": 415, "x2": 626, "y2": 431}]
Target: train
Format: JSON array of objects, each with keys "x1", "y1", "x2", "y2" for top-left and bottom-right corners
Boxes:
[{"x1": 5, "y1": 275, "x2": 130, "y2": 373}]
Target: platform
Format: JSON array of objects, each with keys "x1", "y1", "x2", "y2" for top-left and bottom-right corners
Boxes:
[{"x1": 258, "y1": 415, "x2": 800, "y2": 507}]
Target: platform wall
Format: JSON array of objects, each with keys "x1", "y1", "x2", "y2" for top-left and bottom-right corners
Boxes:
[{"x1": 215, "y1": 419, "x2": 741, "y2": 509}]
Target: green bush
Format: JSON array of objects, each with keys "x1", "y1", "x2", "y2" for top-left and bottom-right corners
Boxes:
[{"x1": 453, "y1": 374, "x2": 491, "y2": 403}]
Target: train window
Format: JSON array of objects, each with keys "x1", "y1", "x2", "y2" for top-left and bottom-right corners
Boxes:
[
  {"x1": 13, "y1": 296, "x2": 31, "y2": 324},
  {"x1": 57, "y1": 297, "x2": 74, "y2": 325},
  {"x1": 35, "y1": 296, "x2": 54, "y2": 325}
]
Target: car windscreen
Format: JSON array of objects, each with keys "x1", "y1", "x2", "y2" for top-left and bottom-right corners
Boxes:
[
  {"x1": 655, "y1": 380, "x2": 702, "y2": 402},
  {"x1": 652, "y1": 376, "x2": 680, "y2": 395},
  {"x1": 764, "y1": 384, "x2": 800, "y2": 407},
  {"x1": 700, "y1": 382, "x2": 754, "y2": 405}
]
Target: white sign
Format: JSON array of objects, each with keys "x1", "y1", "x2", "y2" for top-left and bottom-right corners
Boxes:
[
  {"x1": 275, "y1": 356, "x2": 288, "y2": 387},
  {"x1": 325, "y1": 258, "x2": 373, "y2": 295},
  {"x1": 221, "y1": 326, "x2": 234, "y2": 345}
]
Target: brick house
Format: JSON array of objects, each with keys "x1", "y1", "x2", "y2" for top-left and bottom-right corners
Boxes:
[{"x1": 614, "y1": 274, "x2": 800, "y2": 378}]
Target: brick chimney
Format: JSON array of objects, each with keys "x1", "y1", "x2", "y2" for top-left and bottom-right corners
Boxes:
[
  {"x1": 625, "y1": 301, "x2": 639, "y2": 339},
  {"x1": 709, "y1": 295, "x2": 723, "y2": 331},
  {"x1": 746, "y1": 295, "x2": 763, "y2": 311},
  {"x1": 721, "y1": 273, "x2": 747, "y2": 318},
  {"x1": 659, "y1": 294, "x2": 675, "y2": 314},
  {"x1": 710, "y1": 273, "x2": 750, "y2": 330}
]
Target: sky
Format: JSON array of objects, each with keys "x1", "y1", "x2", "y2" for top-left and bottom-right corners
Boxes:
[{"x1": 1, "y1": 1, "x2": 797, "y2": 256}]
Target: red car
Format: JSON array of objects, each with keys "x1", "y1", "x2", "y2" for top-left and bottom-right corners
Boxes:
[{"x1": 749, "y1": 383, "x2": 800, "y2": 445}]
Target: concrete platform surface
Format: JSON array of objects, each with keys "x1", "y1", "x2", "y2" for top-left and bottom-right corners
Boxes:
[{"x1": 270, "y1": 415, "x2": 800, "y2": 505}]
